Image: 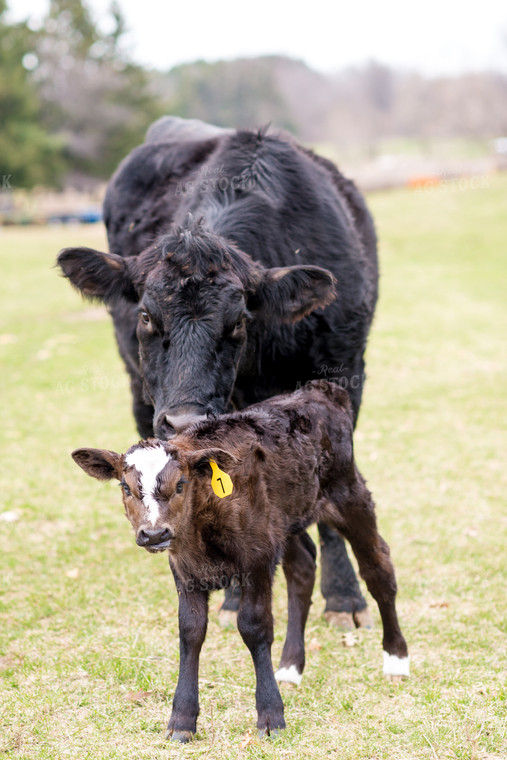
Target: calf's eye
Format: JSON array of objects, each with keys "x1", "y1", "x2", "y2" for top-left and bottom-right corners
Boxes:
[
  {"x1": 176, "y1": 480, "x2": 185, "y2": 494},
  {"x1": 140, "y1": 311, "x2": 151, "y2": 326},
  {"x1": 120, "y1": 480, "x2": 131, "y2": 496}
]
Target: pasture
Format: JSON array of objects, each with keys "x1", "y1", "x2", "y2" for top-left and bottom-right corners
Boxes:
[{"x1": 1, "y1": 175, "x2": 506, "y2": 759}]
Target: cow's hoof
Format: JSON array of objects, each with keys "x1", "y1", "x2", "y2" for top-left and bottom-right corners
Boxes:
[
  {"x1": 324, "y1": 610, "x2": 354, "y2": 630},
  {"x1": 324, "y1": 607, "x2": 374, "y2": 630},
  {"x1": 218, "y1": 609, "x2": 237, "y2": 628},
  {"x1": 354, "y1": 607, "x2": 374, "y2": 629},
  {"x1": 166, "y1": 729, "x2": 193, "y2": 743},
  {"x1": 258, "y1": 727, "x2": 283, "y2": 739}
]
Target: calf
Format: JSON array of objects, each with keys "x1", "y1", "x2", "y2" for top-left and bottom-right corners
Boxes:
[{"x1": 72, "y1": 380, "x2": 409, "y2": 741}]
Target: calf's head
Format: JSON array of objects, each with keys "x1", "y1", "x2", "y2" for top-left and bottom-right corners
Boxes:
[
  {"x1": 72, "y1": 441, "x2": 235, "y2": 552},
  {"x1": 58, "y1": 220, "x2": 336, "y2": 437}
]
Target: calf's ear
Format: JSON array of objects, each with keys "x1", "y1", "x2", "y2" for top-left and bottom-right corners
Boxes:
[
  {"x1": 185, "y1": 448, "x2": 237, "y2": 475},
  {"x1": 57, "y1": 247, "x2": 139, "y2": 303},
  {"x1": 249, "y1": 265, "x2": 337, "y2": 323},
  {"x1": 72, "y1": 448, "x2": 123, "y2": 481}
]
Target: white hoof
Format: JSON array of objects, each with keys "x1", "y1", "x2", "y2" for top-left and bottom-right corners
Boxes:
[
  {"x1": 383, "y1": 651, "x2": 410, "y2": 677},
  {"x1": 275, "y1": 665, "x2": 302, "y2": 686}
]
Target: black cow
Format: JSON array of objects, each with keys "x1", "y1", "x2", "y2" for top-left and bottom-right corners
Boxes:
[{"x1": 57, "y1": 117, "x2": 378, "y2": 628}]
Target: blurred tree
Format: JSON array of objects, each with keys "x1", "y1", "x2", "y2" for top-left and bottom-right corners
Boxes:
[
  {"x1": 34, "y1": 0, "x2": 164, "y2": 184},
  {"x1": 47, "y1": 0, "x2": 98, "y2": 56},
  {"x1": 0, "y1": 0, "x2": 64, "y2": 187},
  {"x1": 158, "y1": 57, "x2": 297, "y2": 133}
]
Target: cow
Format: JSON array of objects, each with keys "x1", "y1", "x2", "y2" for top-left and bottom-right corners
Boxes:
[
  {"x1": 72, "y1": 380, "x2": 409, "y2": 741},
  {"x1": 57, "y1": 117, "x2": 379, "y2": 629}
]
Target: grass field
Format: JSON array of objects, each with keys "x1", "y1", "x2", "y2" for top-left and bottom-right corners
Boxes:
[{"x1": 1, "y1": 175, "x2": 506, "y2": 760}]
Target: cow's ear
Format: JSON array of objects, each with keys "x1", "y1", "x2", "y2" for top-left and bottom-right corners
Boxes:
[
  {"x1": 71, "y1": 448, "x2": 123, "y2": 481},
  {"x1": 249, "y1": 265, "x2": 337, "y2": 323},
  {"x1": 57, "y1": 247, "x2": 139, "y2": 303}
]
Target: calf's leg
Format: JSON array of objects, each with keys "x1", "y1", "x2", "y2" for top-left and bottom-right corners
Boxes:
[
  {"x1": 276, "y1": 532, "x2": 316, "y2": 685},
  {"x1": 166, "y1": 576, "x2": 209, "y2": 742},
  {"x1": 327, "y1": 487, "x2": 409, "y2": 676},
  {"x1": 237, "y1": 570, "x2": 285, "y2": 736}
]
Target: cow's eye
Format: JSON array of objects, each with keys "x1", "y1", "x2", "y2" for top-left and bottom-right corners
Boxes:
[
  {"x1": 139, "y1": 310, "x2": 151, "y2": 327},
  {"x1": 231, "y1": 318, "x2": 245, "y2": 336},
  {"x1": 120, "y1": 480, "x2": 131, "y2": 496}
]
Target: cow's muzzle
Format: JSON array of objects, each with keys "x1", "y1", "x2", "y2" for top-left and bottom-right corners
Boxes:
[{"x1": 154, "y1": 408, "x2": 209, "y2": 439}]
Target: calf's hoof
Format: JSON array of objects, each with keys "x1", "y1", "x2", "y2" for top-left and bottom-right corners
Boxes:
[
  {"x1": 166, "y1": 729, "x2": 194, "y2": 743},
  {"x1": 383, "y1": 651, "x2": 410, "y2": 678},
  {"x1": 275, "y1": 665, "x2": 302, "y2": 686},
  {"x1": 218, "y1": 609, "x2": 237, "y2": 628}
]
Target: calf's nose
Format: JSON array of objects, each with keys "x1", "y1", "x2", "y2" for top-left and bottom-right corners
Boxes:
[{"x1": 136, "y1": 527, "x2": 172, "y2": 547}]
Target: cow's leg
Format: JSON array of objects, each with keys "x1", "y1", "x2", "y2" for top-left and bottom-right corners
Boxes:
[
  {"x1": 218, "y1": 576, "x2": 242, "y2": 627},
  {"x1": 317, "y1": 360, "x2": 373, "y2": 629},
  {"x1": 166, "y1": 575, "x2": 209, "y2": 742},
  {"x1": 328, "y1": 489, "x2": 409, "y2": 676},
  {"x1": 220, "y1": 513, "x2": 372, "y2": 635},
  {"x1": 276, "y1": 532, "x2": 316, "y2": 685},
  {"x1": 237, "y1": 569, "x2": 285, "y2": 737},
  {"x1": 318, "y1": 523, "x2": 373, "y2": 629}
]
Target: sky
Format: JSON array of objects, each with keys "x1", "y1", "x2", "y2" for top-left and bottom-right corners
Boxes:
[{"x1": 9, "y1": 0, "x2": 507, "y2": 76}]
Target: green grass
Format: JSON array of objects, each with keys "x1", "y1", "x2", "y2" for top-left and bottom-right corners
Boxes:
[{"x1": 1, "y1": 175, "x2": 506, "y2": 759}]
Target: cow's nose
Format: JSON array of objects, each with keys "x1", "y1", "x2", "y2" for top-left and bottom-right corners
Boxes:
[
  {"x1": 154, "y1": 411, "x2": 208, "y2": 439},
  {"x1": 136, "y1": 527, "x2": 172, "y2": 547}
]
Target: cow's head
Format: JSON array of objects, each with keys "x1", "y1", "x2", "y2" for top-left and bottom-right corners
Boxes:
[
  {"x1": 71, "y1": 440, "x2": 236, "y2": 552},
  {"x1": 58, "y1": 219, "x2": 336, "y2": 437}
]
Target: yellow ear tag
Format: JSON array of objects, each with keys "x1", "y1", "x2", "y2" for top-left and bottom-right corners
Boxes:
[{"x1": 209, "y1": 460, "x2": 234, "y2": 498}]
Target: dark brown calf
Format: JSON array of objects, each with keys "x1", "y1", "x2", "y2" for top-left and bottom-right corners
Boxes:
[{"x1": 72, "y1": 379, "x2": 408, "y2": 740}]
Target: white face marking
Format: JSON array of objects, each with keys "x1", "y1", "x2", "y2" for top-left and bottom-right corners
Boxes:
[
  {"x1": 125, "y1": 444, "x2": 171, "y2": 526},
  {"x1": 275, "y1": 665, "x2": 302, "y2": 686},
  {"x1": 383, "y1": 651, "x2": 410, "y2": 677}
]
